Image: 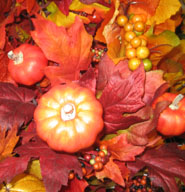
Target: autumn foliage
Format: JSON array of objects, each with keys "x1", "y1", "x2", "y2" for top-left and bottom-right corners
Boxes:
[{"x1": 0, "y1": 0, "x2": 185, "y2": 192}]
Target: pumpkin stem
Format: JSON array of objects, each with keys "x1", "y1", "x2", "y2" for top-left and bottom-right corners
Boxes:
[
  {"x1": 169, "y1": 94, "x2": 184, "y2": 110},
  {"x1": 61, "y1": 103, "x2": 76, "y2": 121},
  {"x1": 7, "y1": 50, "x2": 23, "y2": 65}
]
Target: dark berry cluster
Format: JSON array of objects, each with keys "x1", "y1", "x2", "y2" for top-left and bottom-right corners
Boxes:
[{"x1": 126, "y1": 174, "x2": 164, "y2": 192}]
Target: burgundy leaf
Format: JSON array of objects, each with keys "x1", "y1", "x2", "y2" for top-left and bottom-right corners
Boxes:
[
  {"x1": 15, "y1": 137, "x2": 82, "y2": 192},
  {"x1": 79, "y1": 0, "x2": 98, "y2": 4},
  {"x1": 56, "y1": 0, "x2": 72, "y2": 16},
  {"x1": 143, "y1": 70, "x2": 166, "y2": 104},
  {"x1": 0, "y1": 0, "x2": 12, "y2": 23},
  {"x1": 99, "y1": 64, "x2": 145, "y2": 133},
  {"x1": 127, "y1": 101, "x2": 170, "y2": 146},
  {"x1": 20, "y1": 121, "x2": 37, "y2": 144},
  {"x1": 127, "y1": 143, "x2": 185, "y2": 192},
  {"x1": 0, "y1": 83, "x2": 36, "y2": 130},
  {"x1": 97, "y1": 54, "x2": 130, "y2": 90},
  {"x1": 78, "y1": 67, "x2": 97, "y2": 94},
  {"x1": 0, "y1": 156, "x2": 30, "y2": 183}
]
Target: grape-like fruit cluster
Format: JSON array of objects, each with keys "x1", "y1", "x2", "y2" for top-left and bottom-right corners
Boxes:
[
  {"x1": 116, "y1": 14, "x2": 152, "y2": 71},
  {"x1": 91, "y1": 47, "x2": 107, "y2": 63},
  {"x1": 68, "y1": 145, "x2": 110, "y2": 180},
  {"x1": 84, "y1": 144, "x2": 110, "y2": 172}
]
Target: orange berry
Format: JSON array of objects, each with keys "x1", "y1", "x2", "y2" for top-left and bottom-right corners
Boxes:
[
  {"x1": 116, "y1": 15, "x2": 128, "y2": 27},
  {"x1": 124, "y1": 31, "x2": 136, "y2": 42},
  {"x1": 131, "y1": 14, "x2": 145, "y2": 23},
  {"x1": 93, "y1": 162, "x2": 103, "y2": 171},
  {"x1": 141, "y1": 179, "x2": 146, "y2": 185},
  {"x1": 99, "y1": 144, "x2": 107, "y2": 151},
  {"x1": 82, "y1": 167, "x2": 87, "y2": 176},
  {"x1": 98, "y1": 150, "x2": 105, "y2": 157},
  {"x1": 124, "y1": 23, "x2": 134, "y2": 32},
  {"x1": 68, "y1": 171, "x2": 75, "y2": 180},
  {"x1": 134, "y1": 21, "x2": 145, "y2": 32},
  {"x1": 126, "y1": 48, "x2": 136, "y2": 59},
  {"x1": 128, "y1": 58, "x2": 141, "y2": 71},
  {"x1": 95, "y1": 156, "x2": 102, "y2": 162},
  {"x1": 130, "y1": 37, "x2": 141, "y2": 48},
  {"x1": 136, "y1": 46, "x2": 150, "y2": 59}
]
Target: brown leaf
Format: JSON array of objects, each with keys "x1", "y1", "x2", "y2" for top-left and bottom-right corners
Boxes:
[{"x1": 0, "y1": 125, "x2": 19, "y2": 161}]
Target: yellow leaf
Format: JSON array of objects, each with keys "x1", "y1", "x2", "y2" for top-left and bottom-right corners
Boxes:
[
  {"x1": 0, "y1": 173, "x2": 46, "y2": 192},
  {"x1": 27, "y1": 160, "x2": 42, "y2": 180},
  {"x1": 69, "y1": 0, "x2": 110, "y2": 16},
  {"x1": 147, "y1": 0, "x2": 181, "y2": 25},
  {"x1": 43, "y1": 2, "x2": 89, "y2": 27},
  {"x1": 0, "y1": 126, "x2": 19, "y2": 161}
]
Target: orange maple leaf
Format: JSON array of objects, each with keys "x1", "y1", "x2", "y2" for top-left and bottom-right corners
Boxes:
[
  {"x1": 0, "y1": 125, "x2": 19, "y2": 161},
  {"x1": 100, "y1": 134, "x2": 145, "y2": 161},
  {"x1": 95, "y1": 157, "x2": 125, "y2": 187},
  {"x1": 31, "y1": 15, "x2": 93, "y2": 84}
]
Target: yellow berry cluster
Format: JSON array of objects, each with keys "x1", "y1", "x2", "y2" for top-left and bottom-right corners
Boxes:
[{"x1": 116, "y1": 14, "x2": 152, "y2": 71}]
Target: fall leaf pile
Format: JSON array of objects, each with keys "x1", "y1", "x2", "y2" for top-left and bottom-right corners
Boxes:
[{"x1": 0, "y1": 0, "x2": 185, "y2": 192}]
